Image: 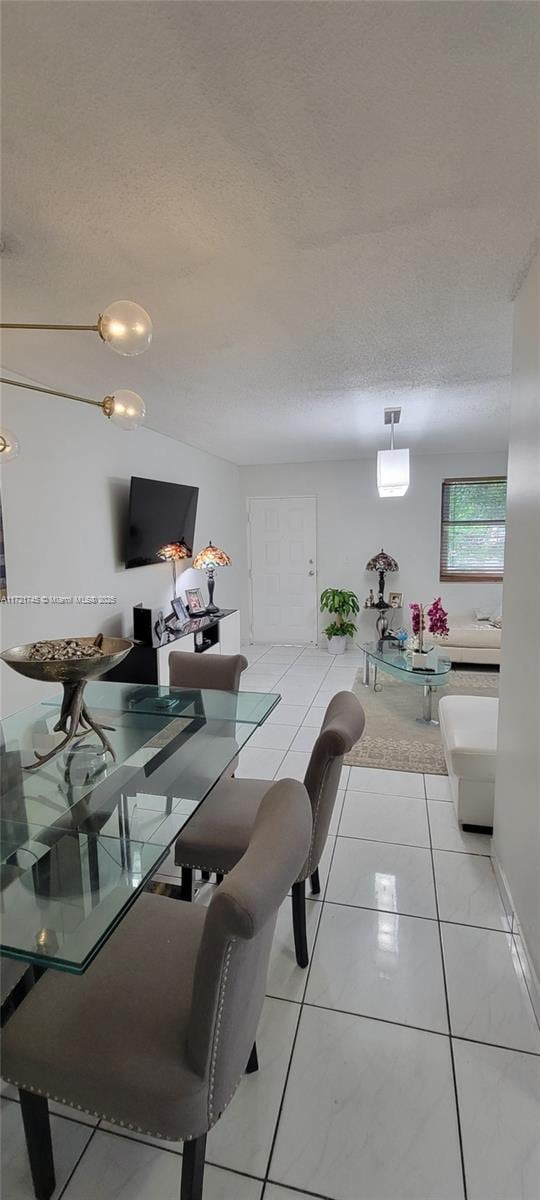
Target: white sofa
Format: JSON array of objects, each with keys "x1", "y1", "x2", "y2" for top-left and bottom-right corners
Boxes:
[
  {"x1": 439, "y1": 695, "x2": 498, "y2": 830},
  {"x1": 433, "y1": 612, "x2": 501, "y2": 665}
]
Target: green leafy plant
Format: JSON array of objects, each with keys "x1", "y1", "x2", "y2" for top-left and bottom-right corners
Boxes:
[{"x1": 320, "y1": 588, "x2": 360, "y2": 639}]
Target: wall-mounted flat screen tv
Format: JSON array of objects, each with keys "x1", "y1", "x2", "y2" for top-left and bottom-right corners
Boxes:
[{"x1": 125, "y1": 476, "x2": 199, "y2": 568}]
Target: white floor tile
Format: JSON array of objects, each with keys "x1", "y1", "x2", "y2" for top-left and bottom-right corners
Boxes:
[
  {"x1": 257, "y1": 648, "x2": 303, "y2": 663},
  {"x1": 241, "y1": 645, "x2": 274, "y2": 666},
  {"x1": 442, "y1": 924, "x2": 540, "y2": 1053},
  {"x1": 283, "y1": 659, "x2": 329, "y2": 673},
  {"x1": 453, "y1": 1040, "x2": 540, "y2": 1200},
  {"x1": 312, "y1": 688, "x2": 343, "y2": 707},
  {"x1": 265, "y1": 1186, "x2": 307, "y2": 1200},
  {"x1": 2, "y1": 1098, "x2": 94, "y2": 1200},
  {"x1": 240, "y1": 673, "x2": 284, "y2": 691},
  {"x1": 348, "y1": 766, "x2": 425, "y2": 797},
  {"x1": 266, "y1": 703, "x2": 310, "y2": 725},
  {"x1": 424, "y1": 772, "x2": 452, "y2": 801},
  {"x1": 248, "y1": 724, "x2": 297, "y2": 752},
  {"x1": 328, "y1": 790, "x2": 345, "y2": 836},
  {"x1": 433, "y1": 850, "x2": 509, "y2": 930},
  {"x1": 428, "y1": 800, "x2": 492, "y2": 855},
  {"x1": 340, "y1": 765, "x2": 350, "y2": 789},
  {"x1": 326, "y1": 836, "x2": 437, "y2": 918},
  {"x1": 269, "y1": 1007, "x2": 464, "y2": 1200},
  {"x1": 274, "y1": 751, "x2": 311, "y2": 781},
  {"x1": 308, "y1": 835, "x2": 336, "y2": 898},
  {"x1": 236, "y1": 747, "x2": 285, "y2": 780},
  {"x1": 323, "y1": 669, "x2": 358, "y2": 687},
  {"x1": 266, "y1": 899, "x2": 322, "y2": 1002},
  {"x1": 306, "y1": 904, "x2": 448, "y2": 1033},
  {"x1": 339, "y1": 789, "x2": 430, "y2": 847},
  {"x1": 206, "y1": 998, "x2": 299, "y2": 1178},
  {"x1": 277, "y1": 685, "x2": 320, "y2": 706},
  {"x1": 301, "y1": 705, "x2": 327, "y2": 727},
  {"x1": 289, "y1": 726, "x2": 319, "y2": 753},
  {"x1": 62, "y1": 1128, "x2": 263, "y2": 1200}
]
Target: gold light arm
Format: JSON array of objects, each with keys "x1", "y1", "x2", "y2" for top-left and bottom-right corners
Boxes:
[
  {"x1": 0, "y1": 376, "x2": 107, "y2": 412},
  {"x1": 0, "y1": 322, "x2": 99, "y2": 331}
]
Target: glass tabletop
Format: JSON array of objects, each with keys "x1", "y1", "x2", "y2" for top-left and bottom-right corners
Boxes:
[
  {"x1": 1, "y1": 821, "x2": 169, "y2": 974},
  {"x1": 362, "y1": 640, "x2": 452, "y2": 685},
  {"x1": 53, "y1": 680, "x2": 282, "y2": 725},
  {"x1": 1, "y1": 680, "x2": 278, "y2": 972}
]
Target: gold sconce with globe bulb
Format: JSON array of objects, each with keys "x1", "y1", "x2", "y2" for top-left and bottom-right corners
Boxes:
[
  {"x1": 0, "y1": 378, "x2": 146, "y2": 438},
  {"x1": 0, "y1": 299, "x2": 152, "y2": 458},
  {"x1": 0, "y1": 429, "x2": 20, "y2": 462},
  {"x1": 1, "y1": 299, "x2": 153, "y2": 356}
]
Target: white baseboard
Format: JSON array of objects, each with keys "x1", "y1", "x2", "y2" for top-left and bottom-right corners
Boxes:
[{"x1": 492, "y1": 853, "x2": 540, "y2": 1026}]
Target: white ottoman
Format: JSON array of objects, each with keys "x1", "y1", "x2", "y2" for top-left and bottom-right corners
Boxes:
[{"x1": 438, "y1": 695, "x2": 498, "y2": 830}]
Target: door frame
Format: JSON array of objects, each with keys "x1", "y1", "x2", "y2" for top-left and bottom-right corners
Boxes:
[{"x1": 246, "y1": 495, "x2": 318, "y2": 645}]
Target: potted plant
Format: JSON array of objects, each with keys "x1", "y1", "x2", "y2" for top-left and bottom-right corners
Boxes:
[{"x1": 320, "y1": 588, "x2": 360, "y2": 654}]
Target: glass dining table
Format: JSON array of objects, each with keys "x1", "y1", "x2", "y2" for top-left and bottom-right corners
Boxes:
[{"x1": 0, "y1": 680, "x2": 279, "y2": 975}]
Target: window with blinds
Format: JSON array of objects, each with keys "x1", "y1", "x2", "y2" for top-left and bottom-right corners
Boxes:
[{"x1": 440, "y1": 477, "x2": 507, "y2": 582}]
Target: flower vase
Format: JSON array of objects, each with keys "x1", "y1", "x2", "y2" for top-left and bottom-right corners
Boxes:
[{"x1": 411, "y1": 605, "x2": 430, "y2": 669}]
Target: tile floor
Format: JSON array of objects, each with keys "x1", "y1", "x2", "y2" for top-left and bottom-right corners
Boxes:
[{"x1": 2, "y1": 642, "x2": 539, "y2": 1200}]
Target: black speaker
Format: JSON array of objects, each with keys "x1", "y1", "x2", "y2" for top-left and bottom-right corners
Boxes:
[{"x1": 133, "y1": 604, "x2": 165, "y2": 647}]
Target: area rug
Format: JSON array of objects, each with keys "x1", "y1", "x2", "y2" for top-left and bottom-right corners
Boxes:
[{"x1": 345, "y1": 668, "x2": 499, "y2": 775}]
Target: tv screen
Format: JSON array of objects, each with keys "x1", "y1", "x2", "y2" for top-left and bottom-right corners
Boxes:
[{"x1": 125, "y1": 476, "x2": 199, "y2": 569}]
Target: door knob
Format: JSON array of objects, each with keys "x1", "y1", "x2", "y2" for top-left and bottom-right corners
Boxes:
[{"x1": 308, "y1": 569, "x2": 315, "y2": 576}]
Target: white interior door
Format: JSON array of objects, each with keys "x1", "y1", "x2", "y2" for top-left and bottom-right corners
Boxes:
[{"x1": 248, "y1": 496, "x2": 317, "y2": 644}]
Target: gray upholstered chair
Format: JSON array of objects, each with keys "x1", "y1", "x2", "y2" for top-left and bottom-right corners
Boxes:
[
  {"x1": 169, "y1": 649, "x2": 248, "y2": 690},
  {"x1": 1, "y1": 778, "x2": 311, "y2": 1200},
  {"x1": 169, "y1": 651, "x2": 249, "y2": 884},
  {"x1": 175, "y1": 691, "x2": 366, "y2": 966}
]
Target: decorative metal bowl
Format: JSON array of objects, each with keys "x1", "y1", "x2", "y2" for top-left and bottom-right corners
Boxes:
[
  {"x1": 1, "y1": 637, "x2": 133, "y2": 769},
  {"x1": 1, "y1": 637, "x2": 133, "y2": 683}
]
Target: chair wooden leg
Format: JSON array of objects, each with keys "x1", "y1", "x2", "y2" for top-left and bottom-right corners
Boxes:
[
  {"x1": 180, "y1": 867, "x2": 193, "y2": 902},
  {"x1": 19, "y1": 1090, "x2": 56, "y2": 1200},
  {"x1": 291, "y1": 880, "x2": 309, "y2": 968},
  {"x1": 245, "y1": 1041, "x2": 259, "y2": 1074},
  {"x1": 181, "y1": 1133, "x2": 207, "y2": 1200},
  {"x1": 310, "y1": 868, "x2": 321, "y2": 895}
]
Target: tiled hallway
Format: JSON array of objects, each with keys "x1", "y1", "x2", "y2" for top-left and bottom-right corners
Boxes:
[{"x1": 3, "y1": 644, "x2": 539, "y2": 1200}]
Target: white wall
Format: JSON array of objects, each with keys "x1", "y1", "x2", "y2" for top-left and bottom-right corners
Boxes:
[
  {"x1": 241, "y1": 451, "x2": 507, "y2": 643},
  {"x1": 0, "y1": 389, "x2": 247, "y2": 715},
  {"x1": 493, "y1": 253, "x2": 540, "y2": 988}
]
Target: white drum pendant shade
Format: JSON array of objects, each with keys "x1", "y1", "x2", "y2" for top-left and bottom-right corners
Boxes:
[{"x1": 377, "y1": 448, "x2": 410, "y2": 497}]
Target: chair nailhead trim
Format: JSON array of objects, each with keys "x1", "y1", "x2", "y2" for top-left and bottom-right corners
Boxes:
[
  {"x1": 303, "y1": 758, "x2": 333, "y2": 878},
  {"x1": 208, "y1": 939, "x2": 234, "y2": 1125},
  {"x1": 1, "y1": 1075, "x2": 199, "y2": 1142}
]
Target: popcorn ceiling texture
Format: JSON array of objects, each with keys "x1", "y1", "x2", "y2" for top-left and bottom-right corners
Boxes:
[{"x1": 2, "y1": 1, "x2": 538, "y2": 463}]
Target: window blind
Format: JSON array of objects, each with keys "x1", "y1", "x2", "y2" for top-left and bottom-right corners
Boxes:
[{"x1": 440, "y1": 477, "x2": 507, "y2": 581}]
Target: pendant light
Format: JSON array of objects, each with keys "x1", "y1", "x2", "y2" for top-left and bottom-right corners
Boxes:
[{"x1": 377, "y1": 407, "x2": 410, "y2": 497}]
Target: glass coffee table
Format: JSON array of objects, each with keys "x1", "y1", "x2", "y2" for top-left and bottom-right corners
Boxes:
[{"x1": 361, "y1": 640, "x2": 452, "y2": 724}]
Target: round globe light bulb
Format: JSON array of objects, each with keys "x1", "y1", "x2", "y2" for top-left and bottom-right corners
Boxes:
[
  {"x1": 0, "y1": 428, "x2": 20, "y2": 461},
  {"x1": 104, "y1": 390, "x2": 146, "y2": 430},
  {"x1": 98, "y1": 300, "x2": 152, "y2": 356}
]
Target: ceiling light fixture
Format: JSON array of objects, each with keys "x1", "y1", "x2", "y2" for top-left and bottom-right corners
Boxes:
[
  {"x1": 377, "y1": 407, "x2": 410, "y2": 498},
  {"x1": 0, "y1": 377, "x2": 146, "y2": 435},
  {"x1": 1, "y1": 299, "x2": 152, "y2": 356},
  {"x1": 0, "y1": 428, "x2": 20, "y2": 462}
]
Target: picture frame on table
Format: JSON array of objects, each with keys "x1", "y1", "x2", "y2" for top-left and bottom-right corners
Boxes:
[
  {"x1": 171, "y1": 595, "x2": 189, "y2": 625},
  {"x1": 388, "y1": 591, "x2": 403, "y2": 608},
  {"x1": 185, "y1": 587, "x2": 206, "y2": 615}
]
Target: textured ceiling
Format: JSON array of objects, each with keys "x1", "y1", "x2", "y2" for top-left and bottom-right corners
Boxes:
[{"x1": 1, "y1": 1, "x2": 538, "y2": 463}]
